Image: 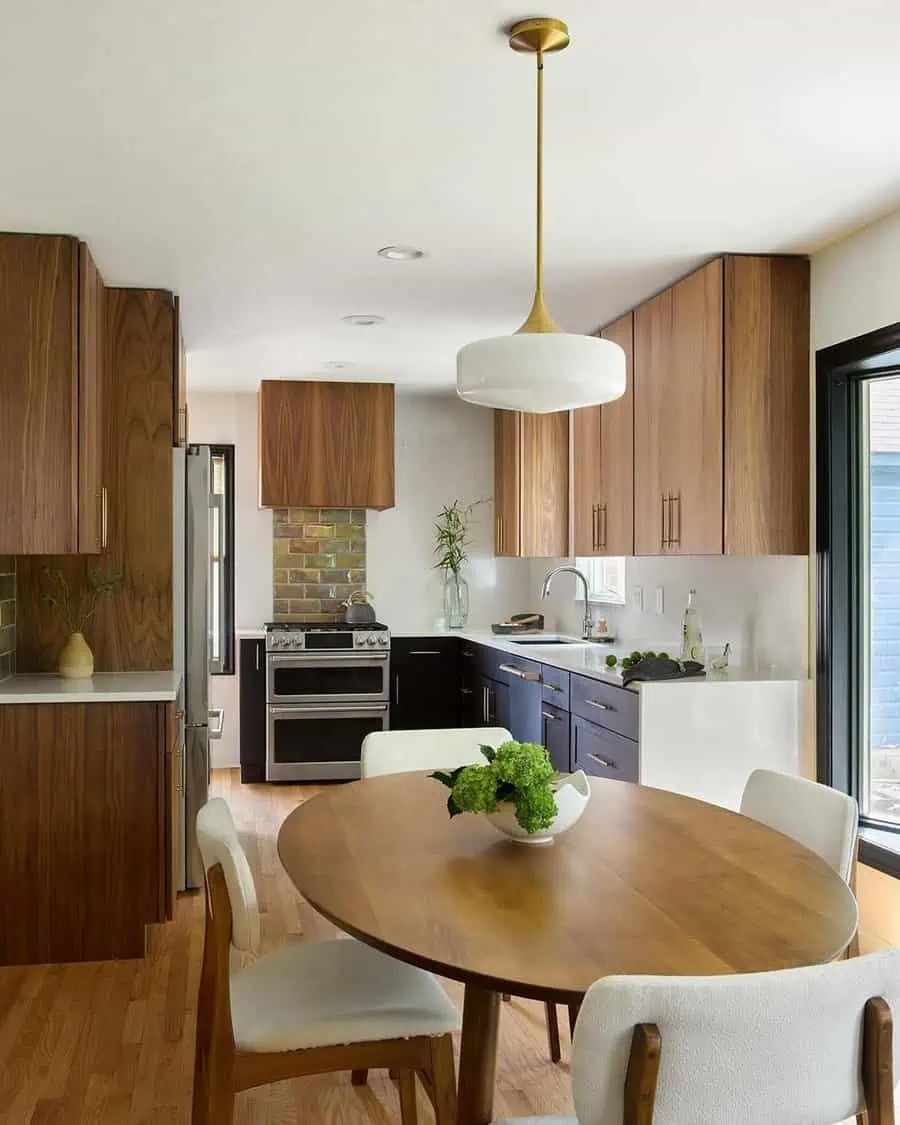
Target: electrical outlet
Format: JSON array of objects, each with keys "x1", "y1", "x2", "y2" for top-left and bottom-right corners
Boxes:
[
  {"x1": 628, "y1": 585, "x2": 644, "y2": 612},
  {"x1": 654, "y1": 586, "x2": 665, "y2": 615}
]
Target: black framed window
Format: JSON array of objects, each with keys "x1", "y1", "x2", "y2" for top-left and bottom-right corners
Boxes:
[
  {"x1": 817, "y1": 322, "x2": 900, "y2": 875},
  {"x1": 209, "y1": 444, "x2": 235, "y2": 675}
]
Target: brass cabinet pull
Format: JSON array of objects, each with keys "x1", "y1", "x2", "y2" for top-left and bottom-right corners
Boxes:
[
  {"x1": 661, "y1": 494, "x2": 668, "y2": 548},
  {"x1": 588, "y1": 752, "x2": 616, "y2": 769},
  {"x1": 671, "y1": 493, "x2": 681, "y2": 546},
  {"x1": 599, "y1": 504, "x2": 608, "y2": 551},
  {"x1": 100, "y1": 486, "x2": 109, "y2": 550},
  {"x1": 497, "y1": 516, "x2": 503, "y2": 554},
  {"x1": 591, "y1": 504, "x2": 598, "y2": 552}
]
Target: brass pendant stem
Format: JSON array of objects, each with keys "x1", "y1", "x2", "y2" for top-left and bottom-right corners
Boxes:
[{"x1": 517, "y1": 48, "x2": 558, "y2": 334}]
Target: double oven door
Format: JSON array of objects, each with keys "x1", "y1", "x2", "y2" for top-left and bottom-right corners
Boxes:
[{"x1": 266, "y1": 650, "x2": 389, "y2": 781}]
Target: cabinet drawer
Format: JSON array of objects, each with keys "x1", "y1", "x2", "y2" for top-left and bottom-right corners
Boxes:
[
  {"x1": 570, "y1": 674, "x2": 638, "y2": 740},
  {"x1": 572, "y1": 716, "x2": 638, "y2": 783},
  {"x1": 541, "y1": 664, "x2": 570, "y2": 709},
  {"x1": 391, "y1": 636, "x2": 459, "y2": 659},
  {"x1": 493, "y1": 654, "x2": 542, "y2": 687}
]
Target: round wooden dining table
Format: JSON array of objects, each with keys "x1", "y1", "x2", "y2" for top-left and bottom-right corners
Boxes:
[{"x1": 277, "y1": 773, "x2": 858, "y2": 1125}]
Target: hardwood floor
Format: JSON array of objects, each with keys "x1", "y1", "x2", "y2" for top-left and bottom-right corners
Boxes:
[{"x1": 0, "y1": 771, "x2": 574, "y2": 1124}]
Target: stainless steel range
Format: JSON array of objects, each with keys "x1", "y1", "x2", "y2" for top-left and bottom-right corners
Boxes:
[{"x1": 265, "y1": 621, "x2": 390, "y2": 781}]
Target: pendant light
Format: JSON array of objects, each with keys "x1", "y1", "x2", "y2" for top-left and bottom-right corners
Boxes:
[{"x1": 457, "y1": 18, "x2": 626, "y2": 413}]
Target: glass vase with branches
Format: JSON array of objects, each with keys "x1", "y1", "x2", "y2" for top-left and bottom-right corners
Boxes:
[{"x1": 433, "y1": 498, "x2": 488, "y2": 628}]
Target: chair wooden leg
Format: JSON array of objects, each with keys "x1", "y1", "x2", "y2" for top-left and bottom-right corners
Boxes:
[
  {"x1": 398, "y1": 1070, "x2": 418, "y2": 1125},
  {"x1": 351, "y1": 1068, "x2": 368, "y2": 1086},
  {"x1": 545, "y1": 1002, "x2": 561, "y2": 1064},
  {"x1": 427, "y1": 1035, "x2": 458, "y2": 1125}
]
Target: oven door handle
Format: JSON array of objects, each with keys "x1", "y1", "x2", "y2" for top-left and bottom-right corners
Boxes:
[
  {"x1": 269, "y1": 704, "x2": 389, "y2": 716},
  {"x1": 268, "y1": 652, "x2": 389, "y2": 664}
]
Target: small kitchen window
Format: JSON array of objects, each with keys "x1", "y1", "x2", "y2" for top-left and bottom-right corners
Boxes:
[
  {"x1": 209, "y1": 444, "x2": 235, "y2": 675},
  {"x1": 574, "y1": 557, "x2": 626, "y2": 605}
]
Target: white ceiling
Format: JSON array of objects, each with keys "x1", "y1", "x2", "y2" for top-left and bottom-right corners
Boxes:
[{"x1": 2, "y1": 0, "x2": 899, "y2": 392}]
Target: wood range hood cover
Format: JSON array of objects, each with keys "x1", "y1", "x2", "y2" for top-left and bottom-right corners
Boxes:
[{"x1": 258, "y1": 380, "x2": 395, "y2": 511}]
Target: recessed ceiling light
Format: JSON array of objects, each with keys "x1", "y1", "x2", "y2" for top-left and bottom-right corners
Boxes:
[
  {"x1": 325, "y1": 360, "x2": 353, "y2": 369},
  {"x1": 377, "y1": 245, "x2": 428, "y2": 262},
  {"x1": 342, "y1": 314, "x2": 385, "y2": 327}
]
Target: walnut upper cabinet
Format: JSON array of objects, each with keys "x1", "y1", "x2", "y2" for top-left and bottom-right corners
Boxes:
[
  {"x1": 0, "y1": 233, "x2": 105, "y2": 554},
  {"x1": 633, "y1": 254, "x2": 809, "y2": 556},
  {"x1": 634, "y1": 260, "x2": 724, "y2": 555},
  {"x1": 259, "y1": 380, "x2": 395, "y2": 509},
  {"x1": 494, "y1": 409, "x2": 568, "y2": 558},
  {"x1": 573, "y1": 312, "x2": 635, "y2": 556}
]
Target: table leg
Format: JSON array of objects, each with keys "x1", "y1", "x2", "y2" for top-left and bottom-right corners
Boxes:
[{"x1": 457, "y1": 985, "x2": 501, "y2": 1125}]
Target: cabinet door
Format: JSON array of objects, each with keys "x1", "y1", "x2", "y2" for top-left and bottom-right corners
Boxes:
[
  {"x1": 634, "y1": 260, "x2": 723, "y2": 555},
  {"x1": 541, "y1": 702, "x2": 570, "y2": 772},
  {"x1": 259, "y1": 380, "x2": 395, "y2": 509},
  {"x1": 490, "y1": 677, "x2": 511, "y2": 731},
  {"x1": 239, "y1": 639, "x2": 267, "y2": 782},
  {"x1": 571, "y1": 716, "x2": 639, "y2": 783},
  {"x1": 0, "y1": 234, "x2": 79, "y2": 553},
  {"x1": 391, "y1": 641, "x2": 461, "y2": 730},
  {"x1": 77, "y1": 242, "x2": 104, "y2": 553},
  {"x1": 724, "y1": 255, "x2": 810, "y2": 555},
  {"x1": 173, "y1": 295, "x2": 187, "y2": 447},
  {"x1": 505, "y1": 673, "x2": 543, "y2": 745},
  {"x1": 573, "y1": 314, "x2": 634, "y2": 556},
  {"x1": 521, "y1": 411, "x2": 569, "y2": 557},
  {"x1": 494, "y1": 410, "x2": 521, "y2": 557}
]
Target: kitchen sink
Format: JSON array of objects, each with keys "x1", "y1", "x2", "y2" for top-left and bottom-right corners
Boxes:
[{"x1": 507, "y1": 635, "x2": 586, "y2": 646}]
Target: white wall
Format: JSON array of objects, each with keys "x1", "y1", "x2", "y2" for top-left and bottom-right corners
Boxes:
[
  {"x1": 534, "y1": 554, "x2": 809, "y2": 674},
  {"x1": 367, "y1": 394, "x2": 532, "y2": 631},
  {"x1": 812, "y1": 207, "x2": 900, "y2": 350},
  {"x1": 189, "y1": 391, "x2": 273, "y2": 766}
]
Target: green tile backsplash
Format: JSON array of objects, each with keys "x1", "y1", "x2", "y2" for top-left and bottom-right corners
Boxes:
[{"x1": 272, "y1": 509, "x2": 366, "y2": 622}]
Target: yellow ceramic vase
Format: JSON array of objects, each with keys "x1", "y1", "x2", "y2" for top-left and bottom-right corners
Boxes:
[{"x1": 59, "y1": 632, "x2": 94, "y2": 679}]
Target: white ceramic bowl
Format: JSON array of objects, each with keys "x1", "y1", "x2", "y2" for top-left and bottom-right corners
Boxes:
[{"x1": 485, "y1": 770, "x2": 590, "y2": 845}]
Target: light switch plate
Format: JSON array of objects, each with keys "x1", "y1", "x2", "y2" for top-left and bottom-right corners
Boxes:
[
  {"x1": 655, "y1": 586, "x2": 665, "y2": 615},
  {"x1": 628, "y1": 585, "x2": 644, "y2": 612}
]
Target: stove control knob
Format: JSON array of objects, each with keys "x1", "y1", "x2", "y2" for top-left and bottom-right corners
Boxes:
[
  {"x1": 366, "y1": 635, "x2": 377, "y2": 646},
  {"x1": 379, "y1": 635, "x2": 388, "y2": 647}
]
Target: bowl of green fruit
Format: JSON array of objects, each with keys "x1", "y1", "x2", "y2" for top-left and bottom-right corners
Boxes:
[{"x1": 604, "y1": 650, "x2": 670, "y2": 673}]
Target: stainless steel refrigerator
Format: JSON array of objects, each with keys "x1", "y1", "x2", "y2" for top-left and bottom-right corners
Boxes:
[{"x1": 173, "y1": 444, "x2": 217, "y2": 890}]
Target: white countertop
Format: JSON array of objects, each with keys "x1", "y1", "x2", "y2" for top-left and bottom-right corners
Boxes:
[
  {"x1": 399, "y1": 630, "x2": 807, "y2": 687},
  {"x1": 0, "y1": 671, "x2": 182, "y2": 704}
]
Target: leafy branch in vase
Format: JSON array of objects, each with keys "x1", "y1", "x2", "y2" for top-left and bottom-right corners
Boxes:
[
  {"x1": 41, "y1": 563, "x2": 123, "y2": 636},
  {"x1": 433, "y1": 498, "x2": 490, "y2": 578}
]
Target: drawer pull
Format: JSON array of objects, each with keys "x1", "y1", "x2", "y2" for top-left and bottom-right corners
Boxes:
[
  {"x1": 460, "y1": 687, "x2": 474, "y2": 696},
  {"x1": 588, "y1": 752, "x2": 616, "y2": 769},
  {"x1": 586, "y1": 699, "x2": 613, "y2": 712},
  {"x1": 544, "y1": 681, "x2": 562, "y2": 692},
  {"x1": 408, "y1": 650, "x2": 442, "y2": 655},
  {"x1": 499, "y1": 663, "x2": 542, "y2": 682},
  {"x1": 541, "y1": 710, "x2": 560, "y2": 721}
]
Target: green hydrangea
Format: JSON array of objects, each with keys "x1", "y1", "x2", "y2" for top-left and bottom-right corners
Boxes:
[
  {"x1": 492, "y1": 741, "x2": 554, "y2": 788},
  {"x1": 514, "y1": 782, "x2": 558, "y2": 834},
  {"x1": 431, "y1": 739, "x2": 559, "y2": 834},
  {"x1": 451, "y1": 764, "x2": 499, "y2": 814}
]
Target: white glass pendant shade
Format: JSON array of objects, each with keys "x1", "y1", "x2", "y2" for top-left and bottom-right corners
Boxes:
[{"x1": 456, "y1": 332, "x2": 627, "y2": 413}]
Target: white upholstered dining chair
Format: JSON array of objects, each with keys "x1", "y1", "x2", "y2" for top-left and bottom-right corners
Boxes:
[
  {"x1": 494, "y1": 948, "x2": 900, "y2": 1125},
  {"x1": 740, "y1": 768, "x2": 860, "y2": 956},
  {"x1": 740, "y1": 768, "x2": 859, "y2": 882},
  {"x1": 192, "y1": 797, "x2": 460, "y2": 1125},
  {"x1": 361, "y1": 725, "x2": 513, "y2": 778}
]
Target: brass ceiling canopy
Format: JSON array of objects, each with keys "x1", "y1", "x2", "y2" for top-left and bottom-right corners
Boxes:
[{"x1": 507, "y1": 17, "x2": 570, "y2": 55}]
